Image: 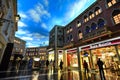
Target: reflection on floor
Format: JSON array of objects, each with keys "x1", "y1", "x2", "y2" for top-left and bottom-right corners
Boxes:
[{"x1": 0, "y1": 67, "x2": 120, "y2": 80}]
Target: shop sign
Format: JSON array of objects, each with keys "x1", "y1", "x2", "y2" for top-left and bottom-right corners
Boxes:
[
  {"x1": 111, "y1": 39, "x2": 120, "y2": 45},
  {"x1": 91, "y1": 42, "x2": 112, "y2": 49},
  {"x1": 67, "y1": 48, "x2": 77, "y2": 53},
  {"x1": 81, "y1": 46, "x2": 90, "y2": 50},
  {"x1": 80, "y1": 38, "x2": 120, "y2": 51}
]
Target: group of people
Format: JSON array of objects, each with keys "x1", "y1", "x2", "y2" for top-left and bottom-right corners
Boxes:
[
  {"x1": 46, "y1": 59, "x2": 64, "y2": 71},
  {"x1": 83, "y1": 58, "x2": 106, "y2": 80}
]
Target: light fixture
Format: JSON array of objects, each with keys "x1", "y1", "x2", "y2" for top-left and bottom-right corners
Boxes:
[
  {"x1": 0, "y1": 14, "x2": 20, "y2": 23},
  {"x1": 15, "y1": 15, "x2": 21, "y2": 22}
]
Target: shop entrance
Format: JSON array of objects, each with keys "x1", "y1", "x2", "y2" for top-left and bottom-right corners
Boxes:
[
  {"x1": 58, "y1": 54, "x2": 63, "y2": 66},
  {"x1": 81, "y1": 51, "x2": 92, "y2": 70},
  {"x1": 67, "y1": 53, "x2": 78, "y2": 67}
]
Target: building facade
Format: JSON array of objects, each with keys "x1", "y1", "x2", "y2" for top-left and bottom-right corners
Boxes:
[
  {"x1": 63, "y1": 0, "x2": 120, "y2": 76},
  {"x1": 10, "y1": 37, "x2": 26, "y2": 60},
  {"x1": 49, "y1": 25, "x2": 64, "y2": 67},
  {"x1": 0, "y1": 0, "x2": 19, "y2": 71},
  {"x1": 49, "y1": 0, "x2": 120, "y2": 77},
  {"x1": 26, "y1": 46, "x2": 48, "y2": 67}
]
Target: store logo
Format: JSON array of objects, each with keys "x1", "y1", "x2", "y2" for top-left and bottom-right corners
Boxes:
[{"x1": 91, "y1": 42, "x2": 112, "y2": 49}]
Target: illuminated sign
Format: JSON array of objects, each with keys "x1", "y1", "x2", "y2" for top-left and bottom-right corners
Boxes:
[
  {"x1": 79, "y1": 37, "x2": 120, "y2": 51},
  {"x1": 67, "y1": 48, "x2": 77, "y2": 53},
  {"x1": 91, "y1": 42, "x2": 112, "y2": 49}
]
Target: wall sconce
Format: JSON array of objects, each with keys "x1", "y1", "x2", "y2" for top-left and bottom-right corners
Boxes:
[
  {"x1": 15, "y1": 15, "x2": 21, "y2": 22},
  {"x1": 0, "y1": 14, "x2": 20, "y2": 23}
]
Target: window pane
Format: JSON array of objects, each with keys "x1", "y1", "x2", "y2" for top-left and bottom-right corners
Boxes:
[
  {"x1": 92, "y1": 14, "x2": 94, "y2": 18},
  {"x1": 113, "y1": 15, "x2": 120, "y2": 24},
  {"x1": 95, "y1": 11, "x2": 98, "y2": 15},
  {"x1": 108, "y1": 2, "x2": 112, "y2": 7},
  {"x1": 112, "y1": 0, "x2": 116, "y2": 4},
  {"x1": 87, "y1": 17, "x2": 89, "y2": 21},
  {"x1": 98, "y1": 9, "x2": 101, "y2": 14},
  {"x1": 79, "y1": 33, "x2": 83, "y2": 39}
]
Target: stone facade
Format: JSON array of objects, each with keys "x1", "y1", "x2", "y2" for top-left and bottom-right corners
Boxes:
[{"x1": 0, "y1": 0, "x2": 18, "y2": 64}]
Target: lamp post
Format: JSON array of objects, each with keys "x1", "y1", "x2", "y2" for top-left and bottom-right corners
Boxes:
[{"x1": 0, "y1": 15, "x2": 20, "y2": 78}]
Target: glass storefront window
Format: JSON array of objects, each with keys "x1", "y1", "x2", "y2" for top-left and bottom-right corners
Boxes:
[
  {"x1": 58, "y1": 54, "x2": 63, "y2": 66},
  {"x1": 67, "y1": 53, "x2": 78, "y2": 67},
  {"x1": 80, "y1": 50, "x2": 91, "y2": 70},
  {"x1": 91, "y1": 46, "x2": 118, "y2": 70}
]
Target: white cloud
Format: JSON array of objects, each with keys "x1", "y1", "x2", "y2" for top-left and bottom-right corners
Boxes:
[
  {"x1": 43, "y1": 0, "x2": 49, "y2": 7},
  {"x1": 21, "y1": 36, "x2": 33, "y2": 41},
  {"x1": 19, "y1": 12, "x2": 28, "y2": 19},
  {"x1": 18, "y1": 21, "x2": 27, "y2": 27},
  {"x1": 26, "y1": 42, "x2": 38, "y2": 47},
  {"x1": 33, "y1": 32, "x2": 48, "y2": 39},
  {"x1": 28, "y1": 9, "x2": 40, "y2": 22},
  {"x1": 16, "y1": 29, "x2": 29, "y2": 35},
  {"x1": 41, "y1": 23, "x2": 47, "y2": 29},
  {"x1": 64, "y1": 0, "x2": 90, "y2": 22},
  {"x1": 28, "y1": 3, "x2": 50, "y2": 23}
]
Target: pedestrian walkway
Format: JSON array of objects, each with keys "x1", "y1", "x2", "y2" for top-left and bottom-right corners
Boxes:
[{"x1": 0, "y1": 67, "x2": 120, "y2": 80}]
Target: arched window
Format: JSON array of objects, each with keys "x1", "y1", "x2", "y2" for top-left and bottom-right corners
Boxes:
[
  {"x1": 77, "y1": 20, "x2": 81, "y2": 27},
  {"x1": 85, "y1": 26, "x2": 91, "y2": 34},
  {"x1": 112, "y1": 9, "x2": 120, "y2": 24},
  {"x1": 89, "y1": 11, "x2": 94, "y2": 19},
  {"x1": 91, "y1": 23, "x2": 97, "y2": 31},
  {"x1": 70, "y1": 35, "x2": 73, "y2": 41},
  {"x1": 97, "y1": 19, "x2": 105, "y2": 28},
  {"x1": 84, "y1": 15, "x2": 88, "y2": 22},
  {"x1": 107, "y1": 0, "x2": 116, "y2": 7},
  {"x1": 95, "y1": 7, "x2": 101, "y2": 16},
  {"x1": 78, "y1": 30, "x2": 83, "y2": 39}
]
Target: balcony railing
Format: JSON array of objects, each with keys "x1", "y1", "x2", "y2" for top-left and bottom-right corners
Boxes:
[{"x1": 83, "y1": 25, "x2": 111, "y2": 41}]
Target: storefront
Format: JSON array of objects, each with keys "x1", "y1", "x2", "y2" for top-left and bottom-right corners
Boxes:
[
  {"x1": 66, "y1": 48, "x2": 78, "y2": 68},
  {"x1": 48, "y1": 51, "x2": 55, "y2": 61},
  {"x1": 79, "y1": 37, "x2": 120, "y2": 73},
  {"x1": 33, "y1": 57, "x2": 40, "y2": 67},
  {"x1": 58, "y1": 50, "x2": 63, "y2": 66}
]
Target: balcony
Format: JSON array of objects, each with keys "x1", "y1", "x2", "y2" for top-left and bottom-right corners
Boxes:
[{"x1": 83, "y1": 25, "x2": 111, "y2": 42}]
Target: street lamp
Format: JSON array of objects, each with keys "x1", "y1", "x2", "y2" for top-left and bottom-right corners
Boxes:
[{"x1": 0, "y1": 14, "x2": 20, "y2": 23}]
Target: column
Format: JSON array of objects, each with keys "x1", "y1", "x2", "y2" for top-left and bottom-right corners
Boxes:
[{"x1": 77, "y1": 47, "x2": 82, "y2": 80}]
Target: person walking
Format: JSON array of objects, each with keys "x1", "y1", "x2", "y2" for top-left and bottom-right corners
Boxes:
[
  {"x1": 28, "y1": 58, "x2": 33, "y2": 70},
  {"x1": 53, "y1": 60, "x2": 55, "y2": 70},
  {"x1": 46, "y1": 59, "x2": 49, "y2": 69},
  {"x1": 50, "y1": 59, "x2": 53, "y2": 70},
  {"x1": 60, "y1": 60, "x2": 63, "y2": 71},
  {"x1": 97, "y1": 58, "x2": 106, "y2": 80},
  {"x1": 83, "y1": 60, "x2": 89, "y2": 74}
]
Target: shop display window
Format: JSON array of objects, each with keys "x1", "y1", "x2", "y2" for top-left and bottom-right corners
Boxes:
[
  {"x1": 80, "y1": 51, "x2": 91, "y2": 70},
  {"x1": 58, "y1": 54, "x2": 63, "y2": 66},
  {"x1": 48, "y1": 54, "x2": 54, "y2": 61},
  {"x1": 91, "y1": 46, "x2": 119, "y2": 71},
  {"x1": 67, "y1": 53, "x2": 78, "y2": 67}
]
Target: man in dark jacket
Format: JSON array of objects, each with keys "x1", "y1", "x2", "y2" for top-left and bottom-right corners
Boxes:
[
  {"x1": 83, "y1": 60, "x2": 89, "y2": 74},
  {"x1": 97, "y1": 58, "x2": 106, "y2": 80}
]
